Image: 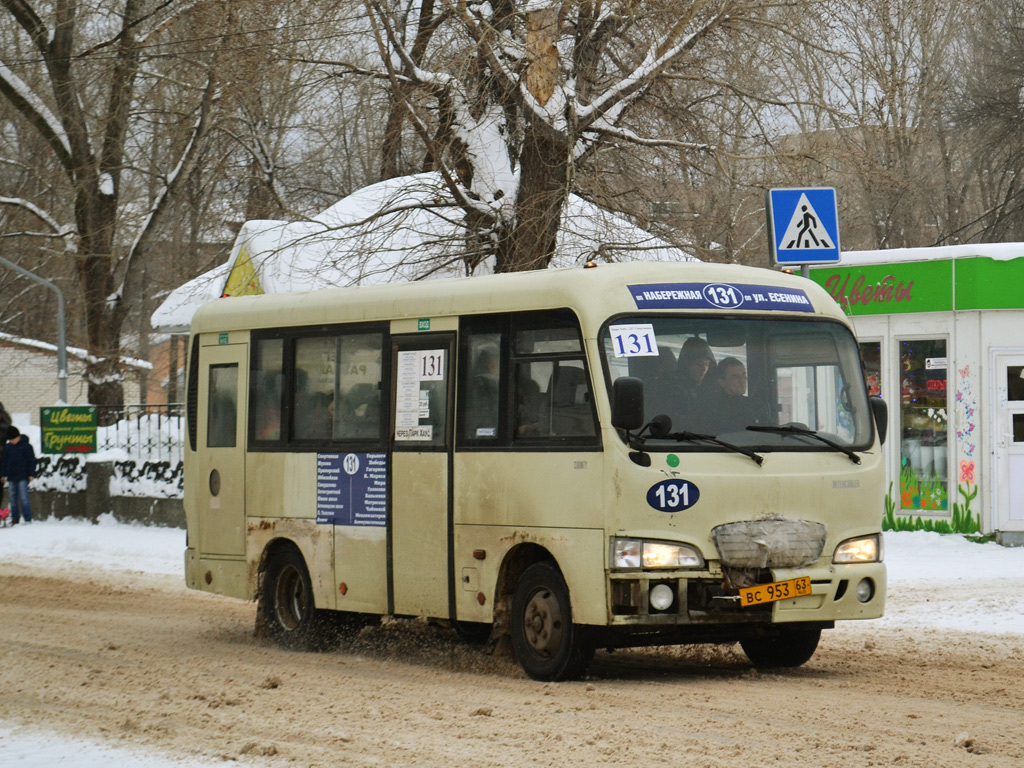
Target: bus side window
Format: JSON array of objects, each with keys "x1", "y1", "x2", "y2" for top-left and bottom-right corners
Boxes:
[
  {"x1": 548, "y1": 361, "x2": 596, "y2": 438},
  {"x1": 511, "y1": 312, "x2": 597, "y2": 443},
  {"x1": 294, "y1": 337, "x2": 337, "y2": 440},
  {"x1": 457, "y1": 309, "x2": 597, "y2": 446},
  {"x1": 253, "y1": 338, "x2": 283, "y2": 442},
  {"x1": 335, "y1": 333, "x2": 384, "y2": 441},
  {"x1": 463, "y1": 334, "x2": 501, "y2": 441}
]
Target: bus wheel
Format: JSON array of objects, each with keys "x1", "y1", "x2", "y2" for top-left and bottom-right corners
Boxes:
[
  {"x1": 263, "y1": 548, "x2": 335, "y2": 651},
  {"x1": 511, "y1": 562, "x2": 593, "y2": 681},
  {"x1": 740, "y1": 627, "x2": 821, "y2": 669}
]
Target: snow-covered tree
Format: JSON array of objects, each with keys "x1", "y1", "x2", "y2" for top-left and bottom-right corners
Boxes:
[
  {"x1": 0, "y1": 0, "x2": 228, "y2": 407},
  {"x1": 359, "y1": 0, "x2": 789, "y2": 272}
]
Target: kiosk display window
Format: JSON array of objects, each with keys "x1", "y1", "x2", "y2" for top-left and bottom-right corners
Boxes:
[
  {"x1": 859, "y1": 341, "x2": 881, "y2": 396},
  {"x1": 899, "y1": 339, "x2": 948, "y2": 511}
]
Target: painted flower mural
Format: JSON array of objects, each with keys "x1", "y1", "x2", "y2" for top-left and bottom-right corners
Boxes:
[{"x1": 955, "y1": 366, "x2": 977, "y2": 458}]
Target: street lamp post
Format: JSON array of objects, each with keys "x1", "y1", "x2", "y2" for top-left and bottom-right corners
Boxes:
[{"x1": 0, "y1": 255, "x2": 68, "y2": 402}]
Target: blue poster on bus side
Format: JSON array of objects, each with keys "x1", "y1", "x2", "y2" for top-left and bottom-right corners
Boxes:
[{"x1": 316, "y1": 453, "x2": 388, "y2": 526}]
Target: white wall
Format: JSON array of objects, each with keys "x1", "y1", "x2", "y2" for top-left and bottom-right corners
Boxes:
[{"x1": 0, "y1": 342, "x2": 142, "y2": 425}]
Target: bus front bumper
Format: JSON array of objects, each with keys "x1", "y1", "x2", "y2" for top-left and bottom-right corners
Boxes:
[{"x1": 606, "y1": 561, "x2": 886, "y2": 630}]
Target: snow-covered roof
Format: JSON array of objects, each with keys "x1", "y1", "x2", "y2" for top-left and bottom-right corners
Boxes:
[
  {"x1": 0, "y1": 332, "x2": 151, "y2": 370},
  {"x1": 151, "y1": 173, "x2": 693, "y2": 332},
  {"x1": 838, "y1": 243, "x2": 1024, "y2": 267},
  {"x1": 149, "y1": 262, "x2": 230, "y2": 334}
]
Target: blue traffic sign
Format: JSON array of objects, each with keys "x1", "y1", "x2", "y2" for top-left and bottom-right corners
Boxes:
[{"x1": 766, "y1": 187, "x2": 841, "y2": 265}]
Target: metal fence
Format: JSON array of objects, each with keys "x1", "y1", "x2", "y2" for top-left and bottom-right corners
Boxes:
[
  {"x1": 35, "y1": 403, "x2": 186, "y2": 497},
  {"x1": 94, "y1": 403, "x2": 185, "y2": 466}
]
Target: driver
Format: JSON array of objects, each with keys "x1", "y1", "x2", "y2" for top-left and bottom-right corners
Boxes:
[{"x1": 696, "y1": 357, "x2": 765, "y2": 434}]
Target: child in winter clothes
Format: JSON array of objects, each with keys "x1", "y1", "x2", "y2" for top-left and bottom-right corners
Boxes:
[{"x1": 0, "y1": 427, "x2": 36, "y2": 524}]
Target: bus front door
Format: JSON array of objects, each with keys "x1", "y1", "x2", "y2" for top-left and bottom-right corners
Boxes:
[{"x1": 389, "y1": 334, "x2": 455, "y2": 618}]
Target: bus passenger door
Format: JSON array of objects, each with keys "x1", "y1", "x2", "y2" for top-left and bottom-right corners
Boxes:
[
  {"x1": 196, "y1": 341, "x2": 248, "y2": 558},
  {"x1": 389, "y1": 334, "x2": 455, "y2": 618}
]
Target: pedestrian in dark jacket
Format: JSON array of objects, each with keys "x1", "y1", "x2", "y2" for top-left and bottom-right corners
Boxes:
[
  {"x1": 0, "y1": 426, "x2": 36, "y2": 524},
  {"x1": 0, "y1": 402, "x2": 11, "y2": 510}
]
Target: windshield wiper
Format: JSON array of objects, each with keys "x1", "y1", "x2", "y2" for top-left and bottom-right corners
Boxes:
[
  {"x1": 665, "y1": 430, "x2": 764, "y2": 467},
  {"x1": 746, "y1": 424, "x2": 861, "y2": 464}
]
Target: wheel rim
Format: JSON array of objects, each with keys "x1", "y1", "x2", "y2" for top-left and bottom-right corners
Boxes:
[
  {"x1": 522, "y1": 586, "x2": 563, "y2": 659},
  {"x1": 273, "y1": 564, "x2": 307, "y2": 631}
]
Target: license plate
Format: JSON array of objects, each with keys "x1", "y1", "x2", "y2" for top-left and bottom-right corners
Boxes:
[{"x1": 739, "y1": 576, "x2": 812, "y2": 607}]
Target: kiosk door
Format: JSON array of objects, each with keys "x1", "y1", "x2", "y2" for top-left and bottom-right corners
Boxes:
[{"x1": 994, "y1": 353, "x2": 1024, "y2": 532}]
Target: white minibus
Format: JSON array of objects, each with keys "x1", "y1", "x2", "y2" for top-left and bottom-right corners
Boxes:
[{"x1": 184, "y1": 261, "x2": 887, "y2": 680}]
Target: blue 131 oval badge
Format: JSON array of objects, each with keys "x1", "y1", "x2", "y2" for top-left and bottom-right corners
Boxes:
[{"x1": 646, "y1": 479, "x2": 700, "y2": 512}]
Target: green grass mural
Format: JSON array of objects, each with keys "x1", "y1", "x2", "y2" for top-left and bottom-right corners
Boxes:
[{"x1": 883, "y1": 480, "x2": 980, "y2": 534}]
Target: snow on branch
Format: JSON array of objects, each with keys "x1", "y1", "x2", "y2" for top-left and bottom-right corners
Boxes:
[
  {"x1": 220, "y1": 122, "x2": 289, "y2": 214},
  {"x1": 0, "y1": 60, "x2": 72, "y2": 169},
  {"x1": 364, "y1": 0, "x2": 515, "y2": 218},
  {"x1": 583, "y1": 120, "x2": 715, "y2": 154},
  {"x1": 3, "y1": 0, "x2": 50, "y2": 53},
  {"x1": 365, "y1": 0, "x2": 456, "y2": 92},
  {"x1": 576, "y1": 11, "x2": 731, "y2": 127},
  {"x1": 0, "y1": 195, "x2": 66, "y2": 234}
]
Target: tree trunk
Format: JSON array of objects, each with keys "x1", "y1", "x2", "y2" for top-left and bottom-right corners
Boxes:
[
  {"x1": 498, "y1": 125, "x2": 569, "y2": 273},
  {"x1": 76, "y1": 192, "x2": 125, "y2": 412}
]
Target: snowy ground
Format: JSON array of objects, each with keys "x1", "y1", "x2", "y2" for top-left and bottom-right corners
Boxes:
[{"x1": 1, "y1": 516, "x2": 1023, "y2": 766}]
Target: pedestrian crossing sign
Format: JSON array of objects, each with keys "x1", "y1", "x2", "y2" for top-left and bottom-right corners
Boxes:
[{"x1": 766, "y1": 187, "x2": 841, "y2": 265}]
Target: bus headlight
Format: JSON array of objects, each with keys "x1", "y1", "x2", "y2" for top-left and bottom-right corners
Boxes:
[
  {"x1": 611, "y1": 538, "x2": 703, "y2": 570},
  {"x1": 833, "y1": 534, "x2": 883, "y2": 564}
]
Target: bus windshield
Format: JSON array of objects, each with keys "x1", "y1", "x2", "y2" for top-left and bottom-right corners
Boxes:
[{"x1": 603, "y1": 316, "x2": 873, "y2": 451}]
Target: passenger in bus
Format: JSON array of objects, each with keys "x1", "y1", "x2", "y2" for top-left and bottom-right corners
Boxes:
[
  {"x1": 466, "y1": 344, "x2": 500, "y2": 438},
  {"x1": 696, "y1": 357, "x2": 765, "y2": 434},
  {"x1": 515, "y1": 368, "x2": 544, "y2": 437},
  {"x1": 255, "y1": 373, "x2": 283, "y2": 440},
  {"x1": 306, "y1": 392, "x2": 334, "y2": 439},
  {"x1": 342, "y1": 383, "x2": 381, "y2": 438},
  {"x1": 672, "y1": 336, "x2": 715, "y2": 430}
]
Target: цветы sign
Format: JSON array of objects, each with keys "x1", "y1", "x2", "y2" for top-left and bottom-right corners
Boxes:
[
  {"x1": 810, "y1": 259, "x2": 953, "y2": 315},
  {"x1": 811, "y1": 256, "x2": 1024, "y2": 315},
  {"x1": 40, "y1": 405, "x2": 98, "y2": 454}
]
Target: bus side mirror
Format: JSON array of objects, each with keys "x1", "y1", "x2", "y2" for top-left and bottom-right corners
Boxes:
[
  {"x1": 612, "y1": 376, "x2": 645, "y2": 431},
  {"x1": 869, "y1": 396, "x2": 888, "y2": 445}
]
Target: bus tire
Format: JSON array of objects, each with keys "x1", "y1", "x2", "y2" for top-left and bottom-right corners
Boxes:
[
  {"x1": 263, "y1": 547, "x2": 336, "y2": 651},
  {"x1": 740, "y1": 626, "x2": 821, "y2": 669},
  {"x1": 511, "y1": 562, "x2": 593, "y2": 681}
]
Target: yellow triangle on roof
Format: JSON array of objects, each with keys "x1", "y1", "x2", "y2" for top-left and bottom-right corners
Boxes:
[{"x1": 221, "y1": 244, "x2": 264, "y2": 297}]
